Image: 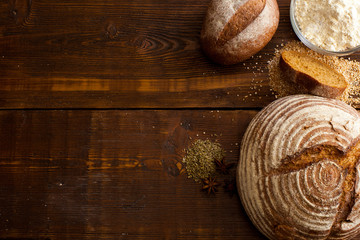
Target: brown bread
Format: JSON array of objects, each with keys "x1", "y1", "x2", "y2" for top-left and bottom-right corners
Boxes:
[
  {"x1": 238, "y1": 95, "x2": 360, "y2": 240},
  {"x1": 279, "y1": 50, "x2": 349, "y2": 98},
  {"x1": 201, "y1": 0, "x2": 279, "y2": 65}
]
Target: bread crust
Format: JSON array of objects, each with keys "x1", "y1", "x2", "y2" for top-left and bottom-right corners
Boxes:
[
  {"x1": 217, "y1": 0, "x2": 266, "y2": 46},
  {"x1": 279, "y1": 50, "x2": 348, "y2": 99},
  {"x1": 201, "y1": 0, "x2": 279, "y2": 65},
  {"x1": 237, "y1": 95, "x2": 360, "y2": 239}
]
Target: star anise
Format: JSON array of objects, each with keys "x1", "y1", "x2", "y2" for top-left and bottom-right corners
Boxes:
[
  {"x1": 215, "y1": 158, "x2": 235, "y2": 174},
  {"x1": 224, "y1": 178, "x2": 237, "y2": 197},
  {"x1": 202, "y1": 177, "x2": 220, "y2": 195}
]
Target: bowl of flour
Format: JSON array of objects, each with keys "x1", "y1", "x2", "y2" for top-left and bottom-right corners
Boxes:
[{"x1": 290, "y1": 0, "x2": 360, "y2": 56}]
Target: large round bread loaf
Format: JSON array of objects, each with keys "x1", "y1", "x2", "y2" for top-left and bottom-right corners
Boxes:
[
  {"x1": 201, "y1": 0, "x2": 279, "y2": 65},
  {"x1": 237, "y1": 95, "x2": 360, "y2": 239}
]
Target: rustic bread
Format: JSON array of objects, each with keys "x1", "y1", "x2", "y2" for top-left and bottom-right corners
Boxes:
[
  {"x1": 201, "y1": 0, "x2": 279, "y2": 65},
  {"x1": 237, "y1": 94, "x2": 360, "y2": 239},
  {"x1": 279, "y1": 50, "x2": 348, "y2": 98}
]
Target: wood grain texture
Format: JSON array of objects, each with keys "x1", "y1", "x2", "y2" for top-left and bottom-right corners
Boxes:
[
  {"x1": 0, "y1": 109, "x2": 263, "y2": 239},
  {"x1": 2, "y1": 0, "x2": 356, "y2": 109},
  {"x1": 2, "y1": 0, "x2": 360, "y2": 239}
]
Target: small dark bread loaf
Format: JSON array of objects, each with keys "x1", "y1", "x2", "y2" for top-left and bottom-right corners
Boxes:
[
  {"x1": 280, "y1": 50, "x2": 349, "y2": 99},
  {"x1": 201, "y1": 0, "x2": 279, "y2": 65},
  {"x1": 238, "y1": 94, "x2": 360, "y2": 240}
]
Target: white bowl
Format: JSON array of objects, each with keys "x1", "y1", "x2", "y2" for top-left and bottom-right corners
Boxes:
[{"x1": 290, "y1": 0, "x2": 360, "y2": 56}]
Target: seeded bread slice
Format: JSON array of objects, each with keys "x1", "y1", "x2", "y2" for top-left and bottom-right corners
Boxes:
[{"x1": 279, "y1": 50, "x2": 348, "y2": 98}]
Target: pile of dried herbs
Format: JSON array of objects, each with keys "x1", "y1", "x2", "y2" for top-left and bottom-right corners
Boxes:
[{"x1": 182, "y1": 139, "x2": 225, "y2": 182}]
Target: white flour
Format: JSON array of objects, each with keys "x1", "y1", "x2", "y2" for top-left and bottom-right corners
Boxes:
[{"x1": 295, "y1": 0, "x2": 360, "y2": 51}]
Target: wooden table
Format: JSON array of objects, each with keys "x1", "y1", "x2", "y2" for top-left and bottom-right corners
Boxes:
[{"x1": 1, "y1": 0, "x2": 359, "y2": 239}]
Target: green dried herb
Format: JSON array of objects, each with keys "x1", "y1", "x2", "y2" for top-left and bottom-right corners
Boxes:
[{"x1": 183, "y1": 139, "x2": 225, "y2": 182}]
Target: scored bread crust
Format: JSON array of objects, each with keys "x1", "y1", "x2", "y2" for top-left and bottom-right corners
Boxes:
[
  {"x1": 217, "y1": 0, "x2": 266, "y2": 46},
  {"x1": 279, "y1": 50, "x2": 349, "y2": 99},
  {"x1": 201, "y1": 0, "x2": 279, "y2": 65},
  {"x1": 237, "y1": 95, "x2": 360, "y2": 239}
]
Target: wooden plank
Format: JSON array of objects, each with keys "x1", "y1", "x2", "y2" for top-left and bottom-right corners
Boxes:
[
  {"x1": 2, "y1": 0, "x2": 355, "y2": 109},
  {"x1": 0, "y1": 109, "x2": 264, "y2": 239}
]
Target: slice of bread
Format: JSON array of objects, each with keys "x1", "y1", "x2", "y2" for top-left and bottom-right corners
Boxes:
[{"x1": 279, "y1": 50, "x2": 348, "y2": 98}]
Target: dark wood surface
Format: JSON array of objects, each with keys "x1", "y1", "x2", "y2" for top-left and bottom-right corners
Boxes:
[
  {"x1": 0, "y1": 110, "x2": 260, "y2": 240},
  {"x1": 1, "y1": 0, "x2": 360, "y2": 239},
  {"x1": 0, "y1": 0, "x2": 296, "y2": 109}
]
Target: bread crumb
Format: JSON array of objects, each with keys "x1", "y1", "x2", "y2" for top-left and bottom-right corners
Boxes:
[{"x1": 268, "y1": 41, "x2": 360, "y2": 106}]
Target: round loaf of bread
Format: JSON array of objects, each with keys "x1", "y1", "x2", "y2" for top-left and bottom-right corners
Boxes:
[
  {"x1": 237, "y1": 94, "x2": 360, "y2": 239},
  {"x1": 201, "y1": 0, "x2": 279, "y2": 65}
]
